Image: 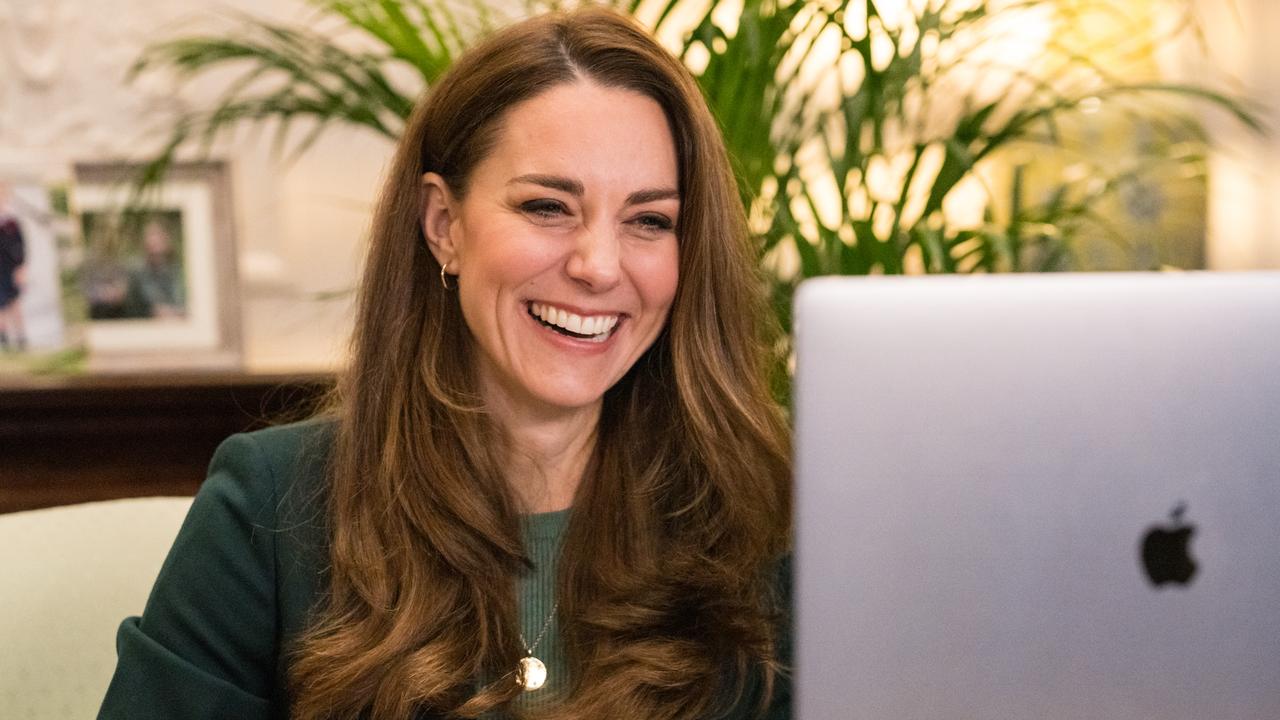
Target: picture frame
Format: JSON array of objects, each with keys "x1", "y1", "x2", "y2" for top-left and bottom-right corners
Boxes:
[
  {"x1": 72, "y1": 161, "x2": 242, "y2": 372},
  {"x1": 0, "y1": 161, "x2": 74, "y2": 375}
]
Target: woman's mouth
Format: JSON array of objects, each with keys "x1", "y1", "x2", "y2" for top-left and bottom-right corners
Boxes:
[{"x1": 528, "y1": 302, "x2": 620, "y2": 343}]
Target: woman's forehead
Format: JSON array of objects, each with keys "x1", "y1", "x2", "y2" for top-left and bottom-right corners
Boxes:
[{"x1": 471, "y1": 80, "x2": 679, "y2": 196}]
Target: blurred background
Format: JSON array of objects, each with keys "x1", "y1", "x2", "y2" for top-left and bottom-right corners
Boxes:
[{"x1": 0, "y1": 0, "x2": 1276, "y2": 376}]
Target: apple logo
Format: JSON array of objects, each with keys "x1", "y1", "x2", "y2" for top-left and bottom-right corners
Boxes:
[{"x1": 1140, "y1": 501, "x2": 1198, "y2": 588}]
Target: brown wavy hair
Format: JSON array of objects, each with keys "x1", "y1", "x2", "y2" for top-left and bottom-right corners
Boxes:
[{"x1": 289, "y1": 7, "x2": 792, "y2": 719}]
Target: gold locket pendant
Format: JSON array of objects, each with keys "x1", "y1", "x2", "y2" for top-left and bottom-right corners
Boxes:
[{"x1": 518, "y1": 656, "x2": 548, "y2": 691}]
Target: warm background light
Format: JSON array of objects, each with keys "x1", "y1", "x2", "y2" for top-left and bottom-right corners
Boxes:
[{"x1": 0, "y1": 0, "x2": 1275, "y2": 372}]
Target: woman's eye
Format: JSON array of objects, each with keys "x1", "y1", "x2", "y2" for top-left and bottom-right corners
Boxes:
[
  {"x1": 633, "y1": 213, "x2": 675, "y2": 232},
  {"x1": 520, "y1": 199, "x2": 568, "y2": 218}
]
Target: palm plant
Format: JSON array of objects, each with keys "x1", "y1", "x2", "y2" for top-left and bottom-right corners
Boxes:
[
  {"x1": 654, "y1": 0, "x2": 1262, "y2": 332},
  {"x1": 130, "y1": 0, "x2": 1262, "y2": 340}
]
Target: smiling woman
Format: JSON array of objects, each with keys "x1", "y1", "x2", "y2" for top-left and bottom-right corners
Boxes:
[
  {"x1": 421, "y1": 79, "x2": 681, "y2": 472},
  {"x1": 98, "y1": 8, "x2": 791, "y2": 720}
]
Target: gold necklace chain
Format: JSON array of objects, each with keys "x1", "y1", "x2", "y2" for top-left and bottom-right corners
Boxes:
[{"x1": 516, "y1": 600, "x2": 559, "y2": 692}]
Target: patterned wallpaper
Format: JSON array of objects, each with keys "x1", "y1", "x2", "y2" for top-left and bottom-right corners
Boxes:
[{"x1": 0, "y1": 0, "x2": 189, "y2": 154}]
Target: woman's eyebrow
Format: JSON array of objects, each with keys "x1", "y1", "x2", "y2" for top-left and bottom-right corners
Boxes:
[
  {"x1": 508, "y1": 174, "x2": 678, "y2": 207},
  {"x1": 509, "y1": 174, "x2": 584, "y2": 196},
  {"x1": 626, "y1": 188, "x2": 679, "y2": 205}
]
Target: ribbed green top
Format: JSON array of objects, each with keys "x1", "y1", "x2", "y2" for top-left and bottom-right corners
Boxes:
[{"x1": 511, "y1": 508, "x2": 570, "y2": 711}]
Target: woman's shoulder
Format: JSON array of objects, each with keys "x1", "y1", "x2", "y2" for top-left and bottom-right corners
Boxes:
[
  {"x1": 198, "y1": 418, "x2": 334, "y2": 637},
  {"x1": 179, "y1": 415, "x2": 337, "y2": 571},
  {"x1": 216, "y1": 417, "x2": 336, "y2": 480},
  {"x1": 212, "y1": 416, "x2": 334, "y2": 554},
  {"x1": 98, "y1": 419, "x2": 337, "y2": 718},
  {"x1": 204, "y1": 418, "x2": 335, "y2": 513}
]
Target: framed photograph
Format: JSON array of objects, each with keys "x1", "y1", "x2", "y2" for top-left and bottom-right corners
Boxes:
[
  {"x1": 73, "y1": 161, "x2": 241, "y2": 372},
  {"x1": 0, "y1": 162, "x2": 75, "y2": 375}
]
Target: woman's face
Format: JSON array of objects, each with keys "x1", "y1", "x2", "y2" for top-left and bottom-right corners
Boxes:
[{"x1": 422, "y1": 79, "x2": 681, "y2": 419}]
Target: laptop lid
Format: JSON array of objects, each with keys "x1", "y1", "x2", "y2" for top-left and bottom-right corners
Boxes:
[{"x1": 793, "y1": 272, "x2": 1280, "y2": 719}]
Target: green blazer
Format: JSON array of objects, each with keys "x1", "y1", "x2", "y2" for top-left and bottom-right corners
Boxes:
[{"x1": 98, "y1": 420, "x2": 792, "y2": 719}]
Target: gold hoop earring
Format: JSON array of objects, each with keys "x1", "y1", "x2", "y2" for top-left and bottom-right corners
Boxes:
[{"x1": 440, "y1": 261, "x2": 454, "y2": 291}]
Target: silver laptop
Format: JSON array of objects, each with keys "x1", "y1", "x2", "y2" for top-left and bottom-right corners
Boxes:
[{"x1": 793, "y1": 272, "x2": 1280, "y2": 719}]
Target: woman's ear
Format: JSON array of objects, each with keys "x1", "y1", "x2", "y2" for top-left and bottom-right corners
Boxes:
[{"x1": 421, "y1": 172, "x2": 460, "y2": 270}]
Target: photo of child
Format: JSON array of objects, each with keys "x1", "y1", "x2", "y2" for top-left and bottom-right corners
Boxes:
[
  {"x1": 0, "y1": 184, "x2": 27, "y2": 351},
  {"x1": 0, "y1": 177, "x2": 69, "y2": 362}
]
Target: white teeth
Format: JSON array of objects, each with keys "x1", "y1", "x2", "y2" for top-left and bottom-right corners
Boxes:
[{"x1": 530, "y1": 302, "x2": 620, "y2": 339}]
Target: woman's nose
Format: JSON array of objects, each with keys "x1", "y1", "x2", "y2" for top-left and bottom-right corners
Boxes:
[{"x1": 565, "y1": 224, "x2": 622, "y2": 291}]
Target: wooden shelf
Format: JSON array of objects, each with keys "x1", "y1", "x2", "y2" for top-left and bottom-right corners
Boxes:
[{"x1": 0, "y1": 372, "x2": 334, "y2": 514}]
